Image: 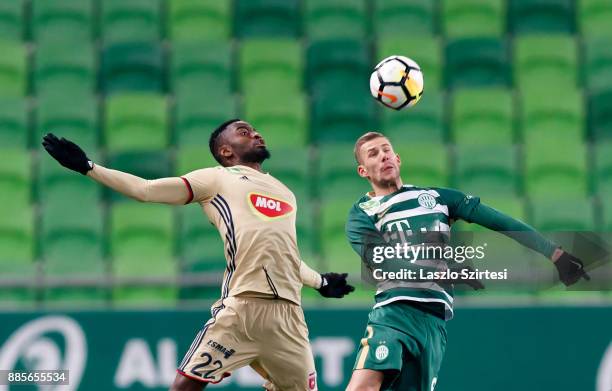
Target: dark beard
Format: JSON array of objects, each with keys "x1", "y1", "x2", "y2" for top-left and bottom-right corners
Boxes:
[{"x1": 242, "y1": 146, "x2": 271, "y2": 163}]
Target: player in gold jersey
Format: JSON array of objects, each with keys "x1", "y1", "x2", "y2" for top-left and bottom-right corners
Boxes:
[{"x1": 42, "y1": 119, "x2": 354, "y2": 391}]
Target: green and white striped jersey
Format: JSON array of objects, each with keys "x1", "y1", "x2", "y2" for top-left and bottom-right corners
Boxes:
[
  {"x1": 346, "y1": 185, "x2": 484, "y2": 320},
  {"x1": 346, "y1": 184, "x2": 558, "y2": 320}
]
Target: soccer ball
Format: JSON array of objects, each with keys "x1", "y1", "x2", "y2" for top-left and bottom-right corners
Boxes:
[{"x1": 369, "y1": 55, "x2": 424, "y2": 110}]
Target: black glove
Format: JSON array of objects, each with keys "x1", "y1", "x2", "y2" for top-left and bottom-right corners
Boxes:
[
  {"x1": 317, "y1": 273, "x2": 355, "y2": 298},
  {"x1": 42, "y1": 133, "x2": 93, "y2": 175},
  {"x1": 555, "y1": 251, "x2": 590, "y2": 286}
]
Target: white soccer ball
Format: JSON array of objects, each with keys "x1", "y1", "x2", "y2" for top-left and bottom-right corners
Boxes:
[{"x1": 369, "y1": 55, "x2": 424, "y2": 110}]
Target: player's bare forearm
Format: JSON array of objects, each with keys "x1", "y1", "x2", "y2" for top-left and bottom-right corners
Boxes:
[
  {"x1": 301, "y1": 261, "x2": 355, "y2": 298},
  {"x1": 88, "y1": 164, "x2": 190, "y2": 205},
  {"x1": 300, "y1": 261, "x2": 323, "y2": 289}
]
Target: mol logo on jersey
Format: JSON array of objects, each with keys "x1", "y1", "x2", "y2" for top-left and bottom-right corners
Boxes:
[{"x1": 249, "y1": 193, "x2": 294, "y2": 219}]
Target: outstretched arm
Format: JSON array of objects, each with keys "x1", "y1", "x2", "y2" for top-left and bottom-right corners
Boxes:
[
  {"x1": 438, "y1": 188, "x2": 589, "y2": 286},
  {"x1": 42, "y1": 133, "x2": 193, "y2": 205},
  {"x1": 88, "y1": 165, "x2": 191, "y2": 205}
]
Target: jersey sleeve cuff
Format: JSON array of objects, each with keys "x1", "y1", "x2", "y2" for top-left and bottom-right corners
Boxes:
[{"x1": 180, "y1": 177, "x2": 194, "y2": 204}]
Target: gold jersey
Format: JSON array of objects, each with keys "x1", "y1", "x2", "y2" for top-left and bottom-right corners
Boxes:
[{"x1": 182, "y1": 165, "x2": 303, "y2": 306}]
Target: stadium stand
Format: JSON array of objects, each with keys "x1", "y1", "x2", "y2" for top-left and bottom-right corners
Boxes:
[{"x1": 0, "y1": 0, "x2": 608, "y2": 306}]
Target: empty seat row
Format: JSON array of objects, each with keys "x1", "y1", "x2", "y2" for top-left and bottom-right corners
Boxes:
[
  {"x1": 2, "y1": 0, "x2": 612, "y2": 44},
  {"x1": 1, "y1": 35, "x2": 611, "y2": 99},
  {"x1": 6, "y1": 85, "x2": 612, "y2": 151}
]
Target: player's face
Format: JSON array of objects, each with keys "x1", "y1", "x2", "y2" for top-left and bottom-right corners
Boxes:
[
  {"x1": 357, "y1": 137, "x2": 401, "y2": 186},
  {"x1": 223, "y1": 121, "x2": 270, "y2": 164}
]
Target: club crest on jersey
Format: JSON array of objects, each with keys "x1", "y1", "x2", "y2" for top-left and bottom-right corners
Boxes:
[
  {"x1": 248, "y1": 193, "x2": 294, "y2": 219},
  {"x1": 375, "y1": 345, "x2": 389, "y2": 361},
  {"x1": 418, "y1": 193, "x2": 437, "y2": 209}
]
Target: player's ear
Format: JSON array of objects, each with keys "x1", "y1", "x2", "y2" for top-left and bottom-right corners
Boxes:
[
  {"x1": 357, "y1": 164, "x2": 369, "y2": 178},
  {"x1": 219, "y1": 144, "x2": 233, "y2": 160},
  {"x1": 396, "y1": 153, "x2": 401, "y2": 167}
]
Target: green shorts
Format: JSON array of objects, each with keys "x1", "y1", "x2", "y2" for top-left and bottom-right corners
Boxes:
[{"x1": 353, "y1": 301, "x2": 447, "y2": 391}]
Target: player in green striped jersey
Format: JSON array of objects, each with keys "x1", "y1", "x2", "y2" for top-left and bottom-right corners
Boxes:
[{"x1": 344, "y1": 132, "x2": 589, "y2": 391}]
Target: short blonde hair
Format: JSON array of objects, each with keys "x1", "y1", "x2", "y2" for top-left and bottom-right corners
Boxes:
[{"x1": 353, "y1": 131, "x2": 387, "y2": 164}]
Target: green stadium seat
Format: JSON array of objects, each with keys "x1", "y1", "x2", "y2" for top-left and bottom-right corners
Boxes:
[
  {"x1": 307, "y1": 39, "x2": 370, "y2": 97},
  {"x1": 509, "y1": 0, "x2": 575, "y2": 34},
  {"x1": 305, "y1": 0, "x2": 368, "y2": 39},
  {"x1": 101, "y1": 0, "x2": 161, "y2": 44},
  {"x1": 235, "y1": 0, "x2": 300, "y2": 38},
  {"x1": 32, "y1": 0, "x2": 94, "y2": 43},
  {"x1": 380, "y1": 91, "x2": 445, "y2": 143},
  {"x1": 178, "y1": 204, "x2": 225, "y2": 301},
  {"x1": 101, "y1": 42, "x2": 164, "y2": 94},
  {"x1": 0, "y1": 203, "x2": 35, "y2": 306},
  {"x1": 175, "y1": 93, "x2": 238, "y2": 147},
  {"x1": 0, "y1": 40, "x2": 26, "y2": 96},
  {"x1": 520, "y1": 88, "x2": 584, "y2": 144},
  {"x1": 35, "y1": 42, "x2": 95, "y2": 96},
  {"x1": 169, "y1": 0, "x2": 231, "y2": 41},
  {"x1": 0, "y1": 204, "x2": 34, "y2": 264},
  {"x1": 111, "y1": 203, "x2": 176, "y2": 305},
  {"x1": 176, "y1": 147, "x2": 219, "y2": 175},
  {"x1": 580, "y1": 0, "x2": 612, "y2": 36},
  {"x1": 41, "y1": 204, "x2": 107, "y2": 304},
  {"x1": 530, "y1": 198, "x2": 595, "y2": 231},
  {"x1": 38, "y1": 151, "x2": 102, "y2": 207},
  {"x1": 244, "y1": 92, "x2": 308, "y2": 147},
  {"x1": 264, "y1": 146, "x2": 311, "y2": 202},
  {"x1": 295, "y1": 199, "x2": 316, "y2": 259},
  {"x1": 602, "y1": 199, "x2": 612, "y2": 231},
  {"x1": 445, "y1": 38, "x2": 510, "y2": 89},
  {"x1": 451, "y1": 88, "x2": 514, "y2": 145},
  {"x1": 514, "y1": 35, "x2": 578, "y2": 91},
  {"x1": 320, "y1": 199, "x2": 360, "y2": 274},
  {"x1": 585, "y1": 38, "x2": 612, "y2": 93},
  {"x1": 239, "y1": 39, "x2": 302, "y2": 94},
  {"x1": 442, "y1": 0, "x2": 505, "y2": 37},
  {"x1": 319, "y1": 143, "x2": 370, "y2": 201},
  {"x1": 393, "y1": 143, "x2": 449, "y2": 187},
  {"x1": 172, "y1": 41, "x2": 232, "y2": 97},
  {"x1": 595, "y1": 142, "x2": 612, "y2": 197},
  {"x1": 524, "y1": 141, "x2": 588, "y2": 198},
  {"x1": 0, "y1": 97, "x2": 28, "y2": 148},
  {"x1": 455, "y1": 145, "x2": 518, "y2": 197},
  {"x1": 589, "y1": 89, "x2": 612, "y2": 140},
  {"x1": 0, "y1": 149, "x2": 30, "y2": 207},
  {"x1": 107, "y1": 150, "x2": 171, "y2": 202},
  {"x1": 36, "y1": 93, "x2": 98, "y2": 151},
  {"x1": 310, "y1": 93, "x2": 376, "y2": 143},
  {"x1": 179, "y1": 204, "x2": 225, "y2": 271},
  {"x1": 108, "y1": 150, "x2": 171, "y2": 179},
  {"x1": 105, "y1": 93, "x2": 167, "y2": 151},
  {"x1": 0, "y1": 1, "x2": 23, "y2": 41},
  {"x1": 377, "y1": 37, "x2": 443, "y2": 91},
  {"x1": 373, "y1": 0, "x2": 437, "y2": 37}
]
